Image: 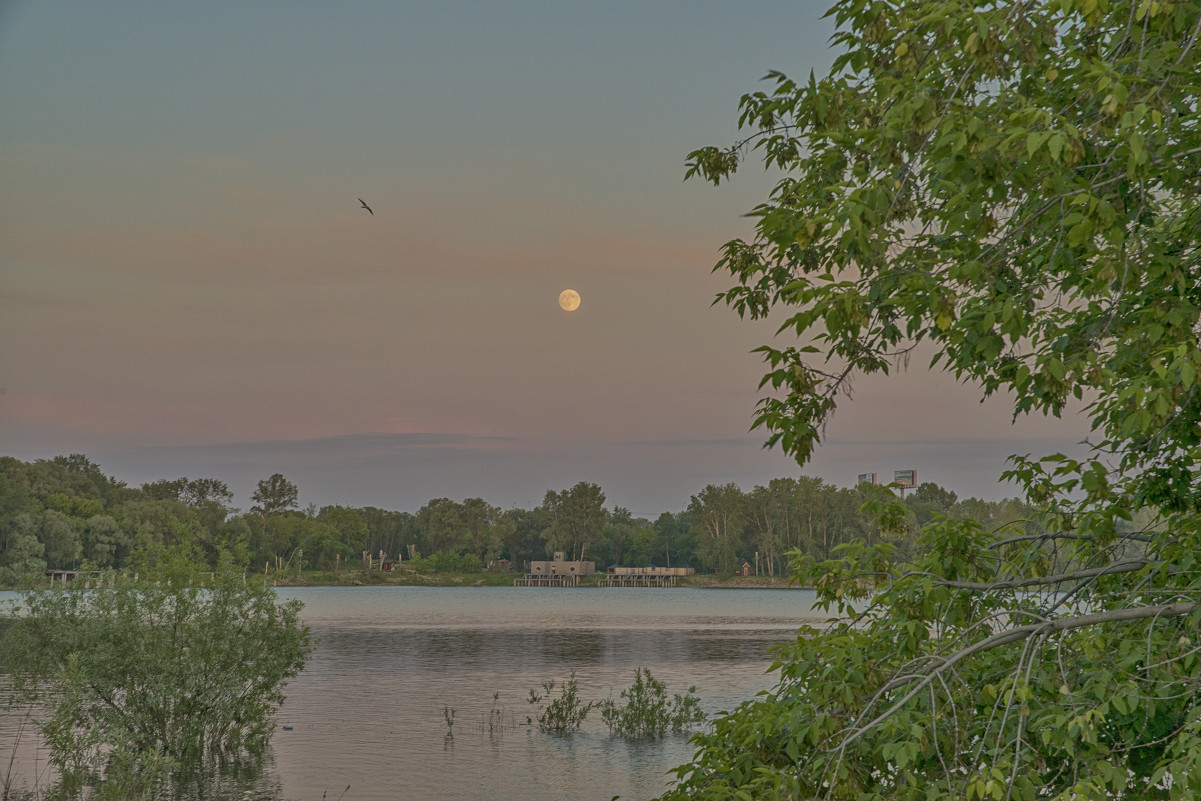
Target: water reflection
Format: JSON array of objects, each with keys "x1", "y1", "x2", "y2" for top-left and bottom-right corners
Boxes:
[
  {"x1": 1, "y1": 587, "x2": 820, "y2": 801},
  {"x1": 175, "y1": 756, "x2": 285, "y2": 801}
]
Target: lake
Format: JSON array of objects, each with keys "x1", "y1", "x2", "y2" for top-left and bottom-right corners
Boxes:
[{"x1": 0, "y1": 586, "x2": 826, "y2": 800}]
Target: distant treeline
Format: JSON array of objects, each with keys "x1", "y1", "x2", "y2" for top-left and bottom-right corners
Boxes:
[{"x1": 0, "y1": 454, "x2": 1044, "y2": 582}]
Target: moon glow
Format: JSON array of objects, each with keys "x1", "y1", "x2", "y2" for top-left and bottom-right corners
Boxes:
[{"x1": 558, "y1": 289, "x2": 581, "y2": 311}]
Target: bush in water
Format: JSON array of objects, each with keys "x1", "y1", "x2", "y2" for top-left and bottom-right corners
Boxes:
[{"x1": 1, "y1": 546, "x2": 311, "y2": 795}]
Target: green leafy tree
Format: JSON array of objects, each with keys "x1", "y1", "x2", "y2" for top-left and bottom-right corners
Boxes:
[
  {"x1": 670, "y1": 0, "x2": 1201, "y2": 798},
  {"x1": 500, "y1": 507, "x2": 548, "y2": 568},
  {"x1": 122, "y1": 498, "x2": 197, "y2": 553},
  {"x1": 745, "y1": 482, "x2": 787, "y2": 576},
  {"x1": 488, "y1": 510, "x2": 517, "y2": 569},
  {"x1": 47, "y1": 454, "x2": 128, "y2": 503},
  {"x1": 652, "y1": 512, "x2": 685, "y2": 568},
  {"x1": 39, "y1": 509, "x2": 82, "y2": 569},
  {"x1": 623, "y1": 522, "x2": 660, "y2": 567},
  {"x1": 141, "y1": 477, "x2": 231, "y2": 509},
  {"x1": 1, "y1": 548, "x2": 310, "y2": 794},
  {"x1": 0, "y1": 461, "x2": 33, "y2": 516},
  {"x1": 43, "y1": 492, "x2": 106, "y2": 520},
  {"x1": 787, "y1": 476, "x2": 864, "y2": 560},
  {"x1": 274, "y1": 516, "x2": 342, "y2": 571},
  {"x1": 317, "y1": 505, "x2": 370, "y2": 555},
  {"x1": 180, "y1": 477, "x2": 233, "y2": 509},
  {"x1": 461, "y1": 497, "x2": 504, "y2": 563},
  {"x1": 359, "y1": 506, "x2": 417, "y2": 560},
  {"x1": 249, "y1": 473, "x2": 299, "y2": 521},
  {"x1": 416, "y1": 497, "x2": 469, "y2": 556},
  {"x1": 142, "y1": 477, "x2": 235, "y2": 539},
  {"x1": 688, "y1": 483, "x2": 746, "y2": 576},
  {"x1": 540, "y1": 482, "x2": 607, "y2": 561},
  {"x1": 247, "y1": 474, "x2": 301, "y2": 569},
  {"x1": 0, "y1": 512, "x2": 46, "y2": 581},
  {"x1": 82, "y1": 514, "x2": 126, "y2": 568},
  {"x1": 604, "y1": 506, "x2": 641, "y2": 567}
]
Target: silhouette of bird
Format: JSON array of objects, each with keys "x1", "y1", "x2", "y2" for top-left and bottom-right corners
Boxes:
[{"x1": 358, "y1": 198, "x2": 374, "y2": 215}]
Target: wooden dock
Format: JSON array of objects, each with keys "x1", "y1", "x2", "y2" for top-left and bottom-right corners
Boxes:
[
  {"x1": 44, "y1": 569, "x2": 104, "y2": 587},
  {"x1": 597, "y1": 574, "x2": 677, "y2": 588},
  {"x1": 512, "y1": 574, "x2": 582, "y2": 587},
  {"x1": 511, "y1": 574, "x2": 681, "y2": 588}
]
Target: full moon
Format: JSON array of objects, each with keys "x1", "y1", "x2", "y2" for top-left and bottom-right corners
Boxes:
[{"x1": 558, "y1": 289, "x2": 581, "y2": 311}]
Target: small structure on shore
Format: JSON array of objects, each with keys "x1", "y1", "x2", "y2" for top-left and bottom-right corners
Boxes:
[
  {"x1": 513, "y1": 559, "x2": 698, "y2": 588},
  {"x1": 528, "y1": 552, "x2": 595, "y2": 577},
  {"x1": 599, "y1": 565, "x2": 696, "y2": 587},
  {"x1": 513, "y1": 573, "x2": 584, "y2": 587},
  {"x1": 514, "y1": 552, "x2": 595, "y2": 587},
  {"x1": 44, "y1": 569, "x2": 103, "y2": 587},
  {"x1": 606, "y1": 566, "x2": 695, "y2": 577}
]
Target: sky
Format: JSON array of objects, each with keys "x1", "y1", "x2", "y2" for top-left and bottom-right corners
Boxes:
[{"x1": 0, "y1": 1, "x2": 1092, "y2": 517}]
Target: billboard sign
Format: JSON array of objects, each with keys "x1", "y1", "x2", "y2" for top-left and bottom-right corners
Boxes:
[
  {"x1": 893, "y1": 469, "x2": 917, "y2": 488},
  {"x1": 857, "y1": 473, "x2": 877, "y2": 485}
]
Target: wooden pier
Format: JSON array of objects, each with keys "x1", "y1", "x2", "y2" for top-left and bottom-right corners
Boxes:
[
  {"x1": 597, "y1": 574, "x2": 677, "y2": 588},
  {"x1": 512, "y1": 573, "x2": 582, "y2": 587},
  {"x1": 44, "y1": 569, "x2": 104, "y2": 587},
  {"x1": 511, "y1": 573, "x2": 682, "y2": 588}
]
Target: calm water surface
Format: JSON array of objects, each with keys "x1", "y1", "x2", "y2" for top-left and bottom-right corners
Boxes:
[{"x1": 1, "y1": 586, "x2": 825, "y2": 801}]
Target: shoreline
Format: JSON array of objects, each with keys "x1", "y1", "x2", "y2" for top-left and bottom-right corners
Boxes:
[
  {"x1": 267, "y1": 571, "x2": 807, "y2": 590},
  {"x1": 0, "y1": 572, "x2": 809, "y2": 593}
]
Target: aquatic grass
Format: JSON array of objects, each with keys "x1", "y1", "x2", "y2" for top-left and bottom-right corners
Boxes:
[{"x1": 480, "y1": 692, "x2": 516, "y2": 737}]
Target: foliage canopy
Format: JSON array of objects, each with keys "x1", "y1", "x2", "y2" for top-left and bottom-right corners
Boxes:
[
  {"x1": 673, "y1": 0, "x2": 1201, "y2": 798},
  {"x1": 0, "y1": 452, "x2": 1032, "y2": 584}
]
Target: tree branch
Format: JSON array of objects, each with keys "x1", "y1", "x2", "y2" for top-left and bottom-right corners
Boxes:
[
  {"x1": 989, "y1": 530, "x2": 1155, "y2": 548},
  {"x1": 934, "y1": 559, "x2": 1154, "y2": 591},
  {"x1": 846, "y1": 600, "x2": 1198, "y2": 750}
]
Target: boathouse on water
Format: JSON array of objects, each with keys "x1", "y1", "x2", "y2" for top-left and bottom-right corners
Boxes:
[
  {"x1": 597, "y1": 565, "x2": 696, "y2": 587},
  {"x1": 528, "y1": 552, "x2": 595, "y2": 577},
  {"x1": 605, "y1": 566, "x2": 695, "y2": 577},
  {"x1": 513, "y1": 552, "x2": 596, "y2": 586}
]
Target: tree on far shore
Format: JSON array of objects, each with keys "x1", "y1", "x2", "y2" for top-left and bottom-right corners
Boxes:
[{"x1": 250, "y1": 473, "x2": 299, "y2": 521}]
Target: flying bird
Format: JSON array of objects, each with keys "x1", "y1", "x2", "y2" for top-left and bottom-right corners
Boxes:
[{"x1": 358, "y1": 198, "x2": 374, "y2": 215}]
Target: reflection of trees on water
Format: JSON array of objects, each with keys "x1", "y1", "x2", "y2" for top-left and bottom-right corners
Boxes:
[
  {"x1": 685, "y1": 630, "x2": 789, "y2": 663},
  {"x1": 0, "y1": 737, "x2": 287, "y2": 801},
  {"x1": 171, "y1": 753, "x2": 286, "y2": 801},
  {"x1": 536, "y1": 628, "x2": 605, "y2": 664},
  {"x1": 310, "y1": 626, "x2": 789, "y2": 677}
]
